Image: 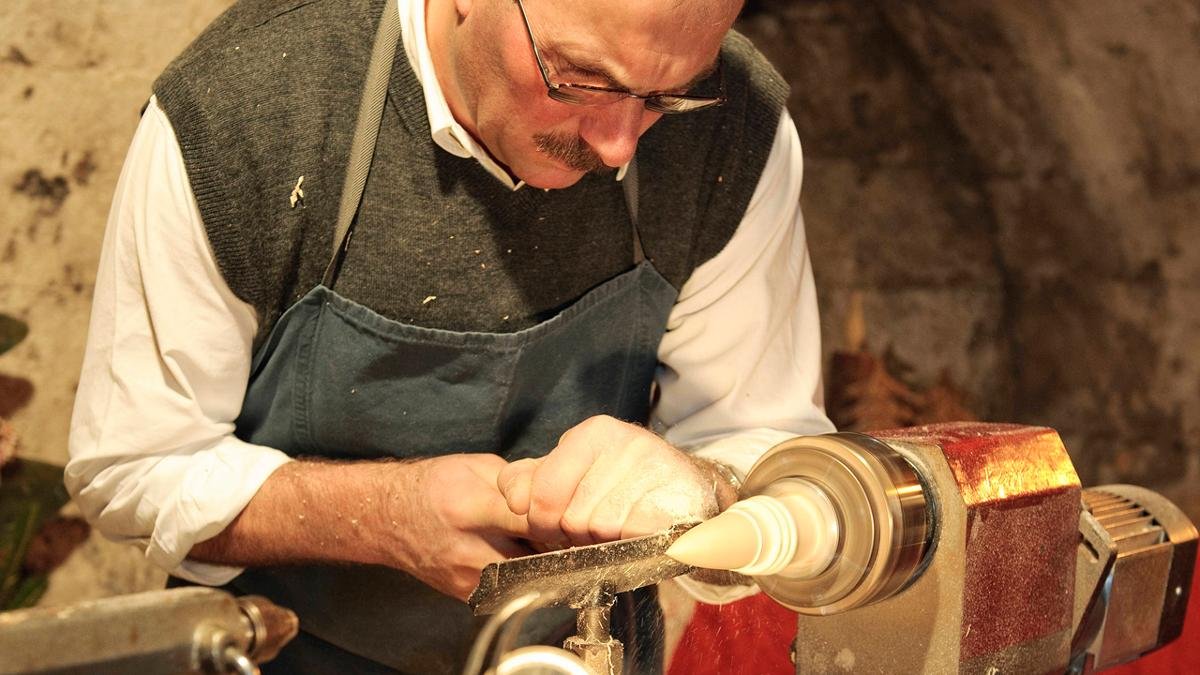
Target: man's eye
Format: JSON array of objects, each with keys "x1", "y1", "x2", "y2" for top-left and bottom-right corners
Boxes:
[{"x1": 557, "y1": 62, "x2": 606, "y2": 84}]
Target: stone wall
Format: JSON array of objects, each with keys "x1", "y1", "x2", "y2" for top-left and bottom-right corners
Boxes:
[
  {"x1": 739, "y1": 0, "x2": 1200, "y2": 513},
  {"x1": 1, "y1": 0, "x2": 1196, "y2": 601}
]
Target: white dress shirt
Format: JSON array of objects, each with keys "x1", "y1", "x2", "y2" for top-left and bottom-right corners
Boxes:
[{"x1": 66, "y1": 0, "x2": 834, "y2": 601}]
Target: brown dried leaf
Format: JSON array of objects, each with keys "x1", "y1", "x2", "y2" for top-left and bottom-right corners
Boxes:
[
  {"x1": 22, "y1": 517, "x2": 90, "y2": 575},
  {"x1": 828, "y1": 351, "x2": 923, "y2": 431},
  {"x1": 0, "y1": 375, "x2": 34, "y2": 418},
  {"x1": 0, "y1": 418, "x2": 16, "y2": 467},
  {"x1": 914, "y1": 370, "x2": 977, "y2": 425},
  {"x1": 882, "y1": 344, "x2": 917, "y2": 385}
]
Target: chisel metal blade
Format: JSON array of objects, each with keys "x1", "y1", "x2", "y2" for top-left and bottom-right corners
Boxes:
[{"x1": 469, "y1": 524, "x2": 696, "y2": 615}]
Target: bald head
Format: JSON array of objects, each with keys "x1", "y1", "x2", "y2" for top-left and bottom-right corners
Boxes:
[{"x1": 669, "y1": 0, "x2": 745, "y2": 20}]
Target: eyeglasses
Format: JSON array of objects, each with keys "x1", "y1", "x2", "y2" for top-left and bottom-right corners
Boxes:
[{"x1": 514, "y1": 0, "x2": 726, "y2": 115}]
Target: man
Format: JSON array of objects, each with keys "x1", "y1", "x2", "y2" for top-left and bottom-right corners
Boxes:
[{"x1": 67, "y1": 0, "x2": 832, "y2": 671}]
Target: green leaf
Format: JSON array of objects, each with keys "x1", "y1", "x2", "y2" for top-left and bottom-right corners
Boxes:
[
  {"x1": 0, "y1": 460, "x2": 69, "y2": 608},
  {"x1": 4, "y1": 573, "x2": 47, "y2": 610},
  {"x1": 0, "y1": 314, "x2": 29, "y2": 356},
  {"x1": 0, "y1": 459, "x2": 68, "y2": 515},
  {"x1": 0, "y1": 502, "x2": 39, "y2": 608}
]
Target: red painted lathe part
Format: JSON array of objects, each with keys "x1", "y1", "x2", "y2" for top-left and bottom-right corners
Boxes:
[{"x1": 667, "y1": 555, "x2": 1200, "y2": 675}]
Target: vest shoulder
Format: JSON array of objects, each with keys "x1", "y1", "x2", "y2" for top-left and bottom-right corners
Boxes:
[
  {"x1": 720, "y1": 29, "x2": 790, "y2": 110},
  {"x1": 154, "y1": 0, "x2": 379, "y2": 93},
  {"x1": 149, "y1": 0, "x2": 389, "y2": 337}
]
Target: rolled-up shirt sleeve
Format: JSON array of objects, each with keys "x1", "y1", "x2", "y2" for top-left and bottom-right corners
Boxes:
[
  {"x1": 654, "y1": 109, "x2": 835, "y2": 603},
  {"x1": 66, "y1": 97, "x2": 292, "y2": 586}
]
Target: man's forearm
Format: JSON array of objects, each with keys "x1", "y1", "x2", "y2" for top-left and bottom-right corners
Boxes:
[{"x1": 189, "y1": 459, "x2": 414, "y2": 569}]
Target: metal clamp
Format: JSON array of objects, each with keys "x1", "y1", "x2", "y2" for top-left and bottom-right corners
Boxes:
[{"x1": 196, "y1": 625, "x2": 258, "y2": 675}]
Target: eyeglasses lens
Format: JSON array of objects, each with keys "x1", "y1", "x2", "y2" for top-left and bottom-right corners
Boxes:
[
  {"x1": 646, "y1": 96, "x2": 722, "y2": 114},
  {"x1": 551, "y1": 86, "x2": 722, "y2": 114}
]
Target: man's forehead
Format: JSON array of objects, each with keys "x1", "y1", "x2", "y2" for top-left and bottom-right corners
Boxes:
[
  {"x1": 554, "y1": 0, "x2": 740, "y2": 28},
  {"x1": 537, "y1": 0, "x2": 735, "y2": 89},
  {"x1": 549, "y1": 44, "x2": 720, "y2": 93}
]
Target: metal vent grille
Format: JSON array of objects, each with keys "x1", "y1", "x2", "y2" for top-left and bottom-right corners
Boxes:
[{"x1": 1083, "y1": 489, "x2": 1167, "y2": 552}]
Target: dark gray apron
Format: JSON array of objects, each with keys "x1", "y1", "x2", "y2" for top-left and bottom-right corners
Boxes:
[{"x1": 217, "y1": 5, "x2": 678, "y2": 673}]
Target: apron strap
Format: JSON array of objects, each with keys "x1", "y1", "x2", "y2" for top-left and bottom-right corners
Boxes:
[
  {"x1": 323, "y1": 3, "x2": 402, "y2": 288},
  {"x1": 622, "y1": 156, "x2": 646, "y2": 265}
]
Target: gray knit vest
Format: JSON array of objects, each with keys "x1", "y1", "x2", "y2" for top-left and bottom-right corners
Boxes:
[{"x1": 153, "y1": 0, "x2": 787, "y2": 346}]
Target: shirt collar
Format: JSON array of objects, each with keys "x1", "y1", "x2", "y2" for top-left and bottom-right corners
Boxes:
[{"x1": 396, "y1": 0, "x2": 628, "y2": 192}]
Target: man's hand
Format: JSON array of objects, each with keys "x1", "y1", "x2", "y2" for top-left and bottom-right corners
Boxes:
[
  {"x1": 495, "y1": 415, "x2": 737, "y2": 548},
  {"x1": 384, "y1": 454, "x2": 535, "y2": 601}
]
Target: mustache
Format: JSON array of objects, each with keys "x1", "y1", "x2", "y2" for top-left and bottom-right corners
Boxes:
[{"x1": 533, "y1": 132, "x2": 607, "y2": 173}]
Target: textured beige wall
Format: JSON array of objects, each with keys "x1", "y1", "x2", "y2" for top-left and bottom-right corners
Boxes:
[{"x1": 1, "y1": 0, "x2": 235, "y2": 602}]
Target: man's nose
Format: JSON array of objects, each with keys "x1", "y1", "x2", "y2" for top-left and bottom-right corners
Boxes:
[{"x1": 579, "y1": 99, "x2": 656, "y2": 169}]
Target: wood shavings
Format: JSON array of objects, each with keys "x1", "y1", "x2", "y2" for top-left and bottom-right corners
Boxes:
[{"x1": 289, "y1": 175, "x2": 305, "y2": 208}]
